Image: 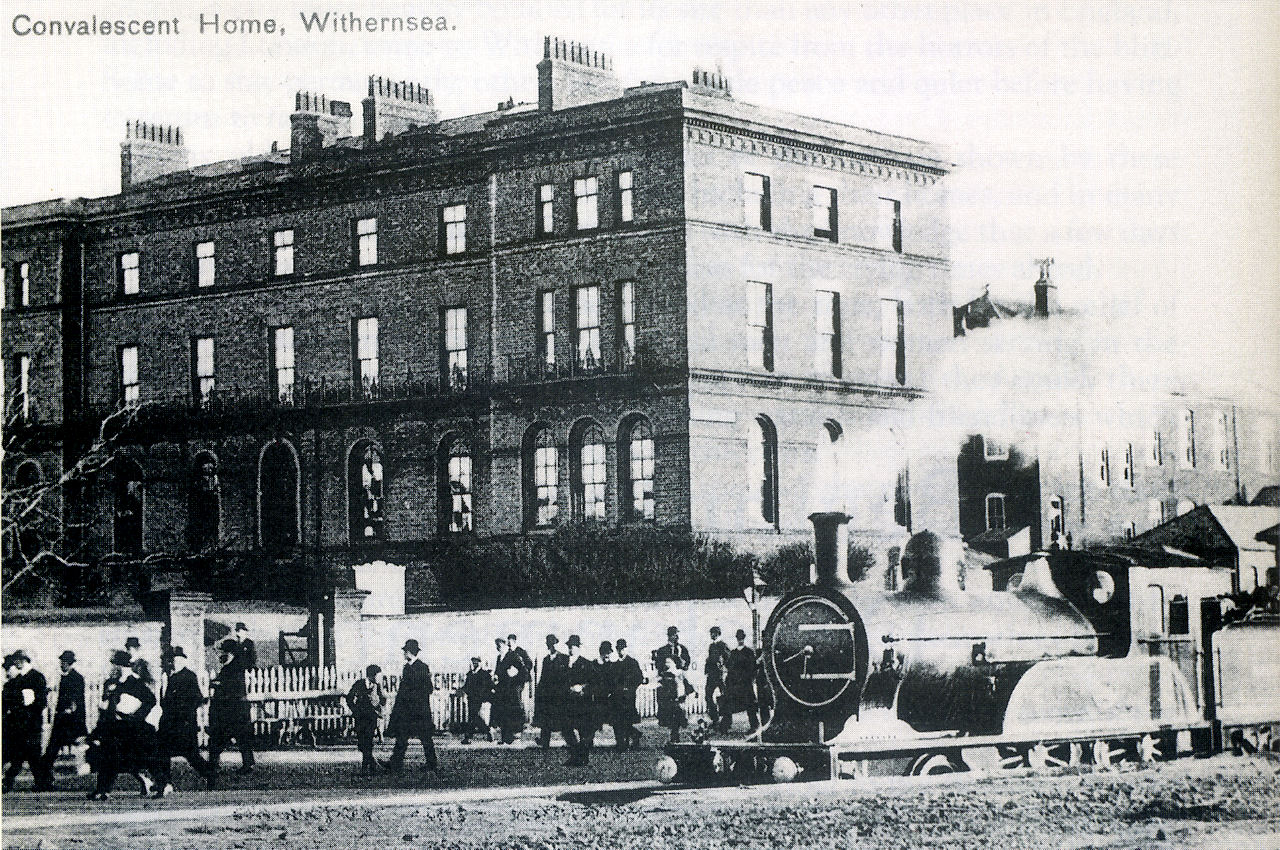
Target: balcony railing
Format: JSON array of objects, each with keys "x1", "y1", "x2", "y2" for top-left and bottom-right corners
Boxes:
[
  {"x1": 89, "y1": 369, "x2": 490, "y2": 423},
  {"x1": 504, "y1": 346, "x2": 656, "y2": 385}
]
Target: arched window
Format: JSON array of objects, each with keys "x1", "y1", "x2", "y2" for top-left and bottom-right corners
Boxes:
[
  {"x1": 259, "y1": 440, "x2": 299, "y2": 549},
  {"x1": 187, "y1": 452, "x2": 220, "y2": 552},
  {"x1": 621, "y1": 417, "x2": 655, "y2": 521},
  {"x1": 348, "y1": 441, "x2": 385, "y2": 542},
  {"x1": 524, "y1": 425, "x2": 559, "y2": 528},
  {"x1": 753, "y1": 416, "x2": 779, "y2": 528},
  {"x1": 571, "y1": 421, "x2": 608, "y2": 521},
  {"x1": 438, "y1": 435, "x2": 473, "y2": 533},
  {"x1": 113, "y1": 459, "x2": 144, "y2": 556}
]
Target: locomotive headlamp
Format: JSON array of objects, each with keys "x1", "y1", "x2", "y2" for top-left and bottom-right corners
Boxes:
[{"x1": 1089, "y1": 570, "x2": 1116, "y2": 604}]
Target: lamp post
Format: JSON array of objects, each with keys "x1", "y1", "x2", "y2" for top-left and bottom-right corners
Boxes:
[{"x1": 742, "y1": 569, "x2": 767, "y2": 647}]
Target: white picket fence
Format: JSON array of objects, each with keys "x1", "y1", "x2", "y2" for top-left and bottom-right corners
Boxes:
[{"x1": 41, "y1": 664, "x2": 710, "y2": 748}]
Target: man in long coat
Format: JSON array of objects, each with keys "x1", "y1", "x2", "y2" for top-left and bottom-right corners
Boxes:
[
  {"x1": 613, "y1": 639, "x2": 645, "y2": 750},
  {"x1": 493, "y1": 634, "x2": 532, "y2": 744},
  {"x1": 386, "y1": 639, "x2": 437, "y2": 772},
  {"x1": 2, "y1": 650, "x2": 49, "y2": 792},
  {"x1": 720, "y1": 629, "x2": 760, "y2": 734},
  {"x1": 39, "y1": 650, "x2": 88, "y2": 788},
  {"x1": 561, "y1": 635, "x2": 596, "y2": 766},
  {"x1": 208, "y1": 638, "x2": 255, "y2": 775},
  {"x1": 533, "y1": 634, "x2": 567, "y2": 748},
  {"x1": 88, "y1": 650, "x2": 159, "y2": 800},
  {"x1": 155, "y1": 646, "x2": 215, "y2": 794},
  {"x1": 704, "y1": 626, "x2": 730, "y2": 729}
]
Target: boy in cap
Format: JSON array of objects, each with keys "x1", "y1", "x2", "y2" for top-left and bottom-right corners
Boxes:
[
  {"x1": 346, "y1": 664, "x2": 386, "y2": 774},
  {"x1": 2, "y1": 650, "x2": 49, "y2": 792},
  {"x1": 39, "y1": 650, "x2": 88, "y2": 789},
  {"x1": 457, "y1": 657, "x2": 493, "y2": 744},
  {"x1": 155, "y1": 646, "x2": 215, "y2": 794},
  {"x1": 385, "y1": 639, "x2": 437, "y2": 773}
]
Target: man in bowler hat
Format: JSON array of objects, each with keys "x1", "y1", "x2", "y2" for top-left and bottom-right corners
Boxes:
[
  {"x1": 561, "y1": 635, "x2": 596, "y2": 766},
  {"x1": 39, "y1": 650, "x2": 88, "y2": 789},
  {"x1": 386, "y1": 639, "x2": 437, "y2": 773},
  {"x1": 155, "y1": 646, "x2": 215, "y2": 794},
  {"x1": 233, "y1": 623, "x2": 258, "y2": 669},
  {"x1": 208, "y1": 638, "x2": 255, "y2": 776}
]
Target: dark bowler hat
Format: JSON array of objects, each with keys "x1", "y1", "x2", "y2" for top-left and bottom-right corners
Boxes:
[
  {"x1": 599, "y1": 640, "x2": 613, "y2": 655},
  {"x1": 219, "y1": 638, "x2": 239, "y2": 653},
  {"x1": 2, "y1": 654, "x2": 14, "y2": 668},
  {"x1": 366, "y1": 664, "x2": 382, "y2": 676},
  {"x1": 59, "y1": 650, "x2": 77, "y2": 663},
  {"x1": 124, "y1": 636, "x2": 141, "y2": 649},
  {"x1": 507, "y1": 633, "x2": 518, "y2": 641},
  {"x1": 736, "y1": 629, "x2": 747, "y2": 640},
  {"x1": 10, "y1": 649, "x2": 30, "y2": 663},
  {"x1": 546, "y1": 634, "x2": 559, "y2": 645},
  {"x1": 168, "y1": 646, "x2": 187, "y2": 659},
  {"x1": 235, "y1": 622, "x2": 248, "y2": 632},
  {"x1": 402, "y1": 639, "x2": 421, "y2": 654},
  {"x1": 615, "y1": 639, "x2": 628, "y2": 650},
  {"x1": 566, "y1": 635, "x2": 582, "y2": 648},
  {"x1": 110, "y1": 650, "x2": 132, "y2": 666},
  {"x1": 667, "y1": 626, "x2": 679, "y2": 636}
]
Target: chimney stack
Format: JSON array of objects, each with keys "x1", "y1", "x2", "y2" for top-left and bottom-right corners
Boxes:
[
  {"x1": 362, "y1": 76, "x2": 438, "y2": 142},
  {"x1": 810, "y1": 512, "x2": 856, "y2": 589},
  {"x1": 290, "y1": 91, "x2": 352, "y2": 162},
  {"x1": 538, "y1": 36, "x2": 623, "y2": 112},
  {"x1": 690, "y1": 65, "x2": 732, "y2": 99},
  {"x1": 120, "y1": 121, "x2": 189, "y2": 190},
  {"x1": 1033, "y1": 257, "x2": 1057, "y2": 318}
]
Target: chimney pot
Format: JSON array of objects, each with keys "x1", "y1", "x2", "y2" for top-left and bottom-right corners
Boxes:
[{"x1": 810, "y1": 512, "x2": 855, "y2": 589}]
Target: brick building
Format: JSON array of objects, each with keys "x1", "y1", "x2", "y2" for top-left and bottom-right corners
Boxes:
[
  {"x1": 955, "y1": 267, "x2": 1280, "y2": 563},
  {"x1": 2, "y1": 38, "x2": 958, "y2": 601}
]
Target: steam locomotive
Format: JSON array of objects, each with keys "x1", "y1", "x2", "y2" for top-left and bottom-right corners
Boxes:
[{"x1": 659, "y1": 511, "x2": 1280, "y2": 783}]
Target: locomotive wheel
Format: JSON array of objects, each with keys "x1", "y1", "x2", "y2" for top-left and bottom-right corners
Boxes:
[
  {"x1": 1137, "y1": 734, "x2": 1162, "y2": 764},
  {"x1": 1090, "y1": 739, "x2": 1118, "y2": 770},
  {"x1": 909, "y1": 753, "x2": 959, "y2": 776}
]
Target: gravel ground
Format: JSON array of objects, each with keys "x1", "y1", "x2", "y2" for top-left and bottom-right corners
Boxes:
[{"x1": 4, "y1": 749, "x2": 1278, "y2": 850}]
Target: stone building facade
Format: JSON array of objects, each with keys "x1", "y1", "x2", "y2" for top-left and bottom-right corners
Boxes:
[{"x1": 2, "y1": 38, "x2": 958, "y2": 600}]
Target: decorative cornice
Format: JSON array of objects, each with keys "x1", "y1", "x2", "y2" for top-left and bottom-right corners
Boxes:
[
  {"x1": 684, "y1": 118, "x2": 944, "y2": 184},
  {"x1": 690, "y1": 367, "x2": 924, "y2": 401}
]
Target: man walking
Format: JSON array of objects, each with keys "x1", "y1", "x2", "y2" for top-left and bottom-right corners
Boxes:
[
  {"x1": 493, "y1": 634, "x2": 532, "y2": 744},
  {"x1": 386, "y1": 639, "x2": 437, "y2": 774},
  {"x1": 2, "y1": 650, "x2": 49, "y2": 792},
  {"x1": 155, "y1": 647, "x2": 215, "y2": 794},
  {"x1": 561, "y1": 635, "x2": 596, "y2": 767},
  {"x1": 88, "y1": 650, "x2": 158, "y2": 800},
  {"x1": 704, "y1": 626, "x2": 730, "y2": 729},
  {"x1": 345, "y1": 664, "x2": 386, "y2": 774},
  {"x1": 533, "y1": 634, "x2": 567, "y2": 749},
  {"x1": 613, "y1": 639, "x2": 645, "y2": 750},
  {"x1": 39, "y1": 650, "x2": 87, "y2": 789},
  {"x1": 208, "y1": 638, "x2": 255, "y2": 776},
  {"x1": 458, "y1": 657, "x2": 493, "y2": 744}
]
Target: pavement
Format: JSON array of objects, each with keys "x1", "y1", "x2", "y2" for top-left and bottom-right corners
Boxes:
[{"x1": 0, "y1": 721, "x2": 690, "y2": 830}]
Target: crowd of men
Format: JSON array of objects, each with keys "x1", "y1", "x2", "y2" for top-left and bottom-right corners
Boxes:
[
  {"x1": 3, "y1": 622, "x2": 767, "y2": 794},
  {"x1": 2, "y1": 623, "x2": 259, "y2": 798}
]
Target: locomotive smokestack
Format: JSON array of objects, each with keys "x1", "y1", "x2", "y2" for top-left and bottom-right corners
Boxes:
[{"x1": 810, "y1": 512, "x2": 855, "y2": 589}]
